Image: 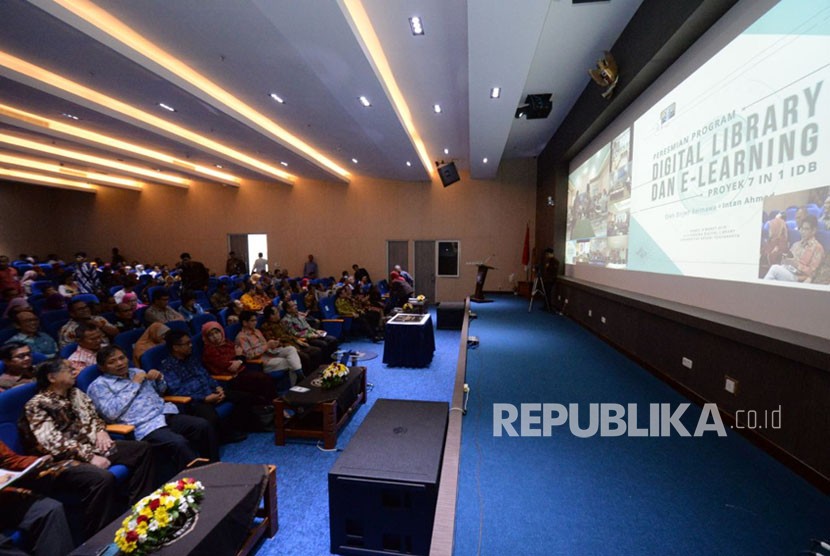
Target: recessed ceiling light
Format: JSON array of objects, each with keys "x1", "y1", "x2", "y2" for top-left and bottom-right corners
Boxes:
[
  {"x1": 406, "y1": 161, "x2": 412, "y2": 167},
  {"x1": 214, "y1": 164, "x2": 223, "y2": 169},
  {"x1": 280, "y1": 161, "x2": 288, "y2": 167},
  {"x1": 358, "y1": 96, "x2": 371, "y2": 107},
  {"x1": 351, "y1": 158, "x2": 358, "y2": 164},
  {"x1": 490, "y1": 87, "x2": 501, "y2": 99},
  {"x1": 443, "y1": 148, "x2": 449, "y2": 155},
  {"x1": 61, "y1": 112, "x2": 79, "y2": 120},
  {"x1": 269, "y1": 93, "x2": 284, "y2": 104},
  {"x1": 158, "y1": 103, "x2": 176, "y2": 112},
  {"x1": 408, "y1": 16, "x2": 424, "y2": 36},
  {"x1": 433, "y1": 104, "x2": 442, "y2": 114},
  {"x1": 483, "y1": 157, "x2": 488, "y2": 163}
]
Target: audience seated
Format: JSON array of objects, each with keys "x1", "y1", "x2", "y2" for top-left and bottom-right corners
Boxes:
[
  {"x1": 0, "y1": 255, "x2": 24, "y2": 298},
  {"x1": 112, "y1": 302, "x2": 142, "y2": 333},
  {"x1": 87, "y1": 345, "x2": 219, "y2": 469},
  {"x1": 143, "y1": 288, "x2": 185, "y2": 325},
  {"x1": 58, "y1": 273, "x2": 80, "y2": 299},
  {"x1": 200, "y1": 321, "x2": 277, "y2": 406},
  {"x1": 0, "y1": 342, "x2": 36, "y2": 392},
  {"x1": 260, "y1": 305, "x2": 323, "y2": 372},
  {"x1": 67, "y1": 323, "x2": 104, "y2": 377},
  {"x1": 2, "y1": 297, "x2": 31, "y2": 321},
  {"x1": 210, "y1": 282, "x2": 232, "y2": 313},
  {"x1": 335, "y1": 286, "x2": 382, "y2": 342},
  {"x1": 58, "y1": 298, "x2": 118, "y2": 348},
  {"x1": 236, "y1": 311, "x2": 303, "y2": 388},
  {"x1": 240, "y1": 282, "x2": 271, "y2": 313},
  {"x1": 178, "y1": 289, "x2": 206, "y2": 322},
  {"x1": 0, "y1": 440, "x2": 74, "y2": 555},
  {"x1": 280, "y1": 300, "x2": 339, "y2": 360},
  {"x1": 131, "y1": 323, "x2": 169, "y2": 367},
  {"x1": 19, "y1": 358, "x2": 156, "y2": 539},
  {"x1": 159, "y1": 330, "x2": 251, "y2": 443},
  {"x1": 6, "y1": 311, "x2": 57, "y2": 358}
]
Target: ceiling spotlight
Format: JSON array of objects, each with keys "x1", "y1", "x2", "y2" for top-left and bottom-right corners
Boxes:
[
  {"x1": 443, "y1": 148, "x2": 449, "y2": 155},
  {"x1": 351, "y1": 158, "x2": 358, "y2": 164},
  {"x1": 280, "y1": 161, "x2": 288, "y2": 167},
  {"x1": 409, "y1": 16, "x2": 424, "y2": 36},
  {"x1": 406, "y1": 161, "x2": 412, "y2": 167},
  {"x1": 158, "y1": 102, "x2": 176, "y2": 112},
  {"x1": 358, "y1": 96, "x2": 372, "y2": 107},
  {"x1": 214, "y1": 164, "x2": 223, "y2": 169},
  {"x1": 483, "y1": 158, "x2": 488, "y2": 164},
  {"x1": 490, "y1": 87, "x2": 501, "y2": 99},
  {"x1": 269, "y1": 93, "x2": 284, "y2": 103},
  {"x1": 433, "y1": 104, "x2": 442, "y2": 114},
  {"x1": 61, "y1": 112, "x2": 79, "y2": 120}
]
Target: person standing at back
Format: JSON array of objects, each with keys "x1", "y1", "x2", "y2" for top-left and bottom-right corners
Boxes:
[{"x1": 251, "y1": 253, "x2": 268, "y2": 274}]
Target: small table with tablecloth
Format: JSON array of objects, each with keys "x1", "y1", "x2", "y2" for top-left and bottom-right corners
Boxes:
[
  {"x1": 70, "y1": 462, "x2": 277, "y2": 556},
  {"x1": 382, "y1": 313, "x2": 435, "y2": 368}
]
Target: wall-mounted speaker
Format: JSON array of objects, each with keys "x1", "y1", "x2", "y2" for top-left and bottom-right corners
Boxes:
[{"x1": 438, "y1": 162, "x2": 460, "y2": 187}]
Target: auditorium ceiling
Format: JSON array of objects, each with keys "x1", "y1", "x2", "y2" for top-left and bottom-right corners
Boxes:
[{"x1": 0, "y1": 0, "x2": 642, "y2": 191}]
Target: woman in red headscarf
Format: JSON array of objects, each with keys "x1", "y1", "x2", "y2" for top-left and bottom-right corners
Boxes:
[{"x1": 200, "y1": 321, "x2": 277, "y2": 406}]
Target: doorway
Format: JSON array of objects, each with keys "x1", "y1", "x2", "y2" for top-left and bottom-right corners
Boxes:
[{"x1": 227, "y1": 234, "x2": 268, "y2": 274}]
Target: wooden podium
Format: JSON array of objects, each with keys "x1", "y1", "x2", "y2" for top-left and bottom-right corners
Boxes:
[{"x1": 468, "y1": 261, "x2": 496, "y2": 303}]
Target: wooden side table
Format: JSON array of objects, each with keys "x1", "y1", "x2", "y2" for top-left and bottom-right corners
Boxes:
[{"x1": 273, "y1": 366, "x2": 367, "y2": 449}]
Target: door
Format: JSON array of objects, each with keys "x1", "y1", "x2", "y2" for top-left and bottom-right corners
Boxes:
[
  {"x1": 386, "y1": 240, "x2": 409, "y2": 282},
  {"x1": 414, "y1": 240, "x2": 436, "y2": 301},
  {"x1": 227, "y1": 234, "x2": 249, "y2": 275}
]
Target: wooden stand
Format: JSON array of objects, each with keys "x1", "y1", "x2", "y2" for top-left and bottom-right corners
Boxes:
[{"x1": 471, "y1": 263, "x2": 496, "y2": 303}]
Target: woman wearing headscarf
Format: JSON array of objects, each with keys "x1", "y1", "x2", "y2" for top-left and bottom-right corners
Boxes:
[
  {"x1": 200, "y1": 321, "x2": 277, "y2": 406},
  {"x1": 131, "y1": 322, "x2": 169, "y2": 367}
]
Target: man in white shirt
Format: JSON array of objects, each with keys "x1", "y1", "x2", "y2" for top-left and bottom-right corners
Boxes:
[{"x1": 251, "y1": 253, "x2": 268, "y2": 274}]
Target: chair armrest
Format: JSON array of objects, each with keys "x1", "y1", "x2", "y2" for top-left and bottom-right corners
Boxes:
[
  {"x1": 213, "y1": 374, "x2": 234, "y2": 382},
  {"x1": 106, "y1": 424, "x2": 135, "y2": 435},
  {"x1": 321, "y1": 318, "x2": 344, "y2": 323},
  {"x1": 163, "y1": 395, "x2": 192, "y2": 404}
]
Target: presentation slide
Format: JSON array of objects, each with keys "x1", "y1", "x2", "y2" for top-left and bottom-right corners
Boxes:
[{"x1": 566, "y1": 0, "x2": 830, "y2": 289}]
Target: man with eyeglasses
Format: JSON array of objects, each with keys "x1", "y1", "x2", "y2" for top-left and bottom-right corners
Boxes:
[
  {"x1": 8, "y1": 310, "x2": 57, "y2": 358},
  {"x1": 763, "y1": 214, "x2": 825, "y2": 282},
  {"x1": 0, "y1": 341, "x2": 36, "y2": 392},
  {"x1": 160, "y1": 330, "x2": 250, "y2": 444},
  {"x1": 20, "y1": 358, "x2": 156, "y2": 541},
  {"x1": 112, "y1": 302, "x2": 142, "y2": 333}
]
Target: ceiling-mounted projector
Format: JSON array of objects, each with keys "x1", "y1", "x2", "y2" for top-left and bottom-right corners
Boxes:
[{"x1": 515, "y1": 93, "x2": 552, "y2": 119}]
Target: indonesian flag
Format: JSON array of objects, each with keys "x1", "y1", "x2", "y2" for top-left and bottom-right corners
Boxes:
[{"x1": 521, "y1": 224, "x2": 530, "y2": 269}]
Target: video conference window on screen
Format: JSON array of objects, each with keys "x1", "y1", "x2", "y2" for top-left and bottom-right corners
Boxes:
[{"x1": 566, "y1": 0, "x2": 830, "y2": 289}]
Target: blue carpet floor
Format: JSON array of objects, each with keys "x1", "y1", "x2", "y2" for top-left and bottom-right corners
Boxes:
[
  {"x1": 221, "y1": 312, "x2": 459, "y2": 555},
  {"x1": 454, "y1": 295, "x2": 830, "y2": 555}
]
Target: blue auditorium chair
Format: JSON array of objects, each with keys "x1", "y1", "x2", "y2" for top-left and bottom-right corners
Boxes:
[{"x1": 113, "y1": 328, "x2": 146, "y2": 363}]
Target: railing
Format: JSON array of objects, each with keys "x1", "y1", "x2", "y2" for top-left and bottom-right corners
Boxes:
[{"x1": 430, "y1": 297, "x2": 471, "y2": 555}]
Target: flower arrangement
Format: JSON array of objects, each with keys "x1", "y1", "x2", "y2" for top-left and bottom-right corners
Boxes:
[
  {"x1": 321, "y1": 362, "x2": 349, "y2": 389},
  {"x1": 114, "y1": 477, "x2": 205, "y2": 555},
  {"x1": 402, "y1": 302, "x2": 414, "y2": 312},
  {"x1": 416, "y1": 294, "x2": 425, "y2": 302}
]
